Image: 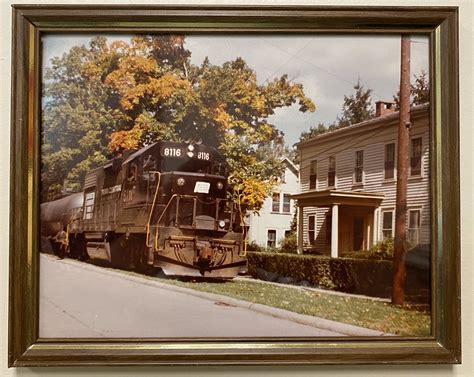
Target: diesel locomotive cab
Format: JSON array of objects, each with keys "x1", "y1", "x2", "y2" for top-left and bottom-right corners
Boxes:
[
  {"x1": 140, "y1": 142, "x2": 245, "y2": 277},
  {"x1": 40, "y1": 140, "x2": 246, "y2": 278}
]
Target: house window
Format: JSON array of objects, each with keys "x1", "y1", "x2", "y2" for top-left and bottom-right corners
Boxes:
[
  {"x1": 382, "y1": 210, "x2": 394, "y2": 239},
  {"x1": 308, "y1": 215, "x2": 316, "y2": 245},
  {"x1": 284, "y1": 230, "x2": 291, "y2": 238},
  {"x1": 354, "y1": 150, "x2": 364, "y2": 184},
  {"x1": 328, "y1": 156, "x2": 336, "y2": 187},
  {"x1": 271, "y1": 192, "x2": 280, "y2": 212},
  {"x1": 282, "y1": 194, "x2": 291, "y2": 213},
  {"x1": 309, "y1": 160, "x2": 317, "y2": 189},
  {"x1": 408, "y1": 210, "x2": 421, "y2": 245},
  {"x1": 267, "y1": 229, "x2": 276, "y2": 248},
  {"x1": 384, "y1": 143, "x2": 395, "y2": 179},
  {"x1": 411, "y1": 137, "x2": 422, "y2": 176}
]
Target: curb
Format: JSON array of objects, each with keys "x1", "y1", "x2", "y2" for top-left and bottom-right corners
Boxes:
[{"x1": 42, "y1": 254, "x2": 389, "y2": 337}]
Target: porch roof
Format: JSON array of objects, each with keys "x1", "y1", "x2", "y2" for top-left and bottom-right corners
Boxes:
[{"x1": 292, "y1": 189, "x2": 385, "y2": 208}]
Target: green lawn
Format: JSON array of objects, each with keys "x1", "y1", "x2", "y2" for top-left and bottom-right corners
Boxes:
[{"x1": 136, "y1": 272, "x2": 431, "y2": 336}]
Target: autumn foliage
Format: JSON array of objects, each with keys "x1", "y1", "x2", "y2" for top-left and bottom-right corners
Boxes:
[{"x1": 42, "y1": 35, "x2": 315, "y2": 212}]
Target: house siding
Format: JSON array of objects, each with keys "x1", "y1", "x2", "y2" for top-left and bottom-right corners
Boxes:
[
  {"x1": 247, "y1": 160, "x2": 299, "y2": 248},
  {"x1": 297, "y1": 105, "x2": 430, "y2": 253}
]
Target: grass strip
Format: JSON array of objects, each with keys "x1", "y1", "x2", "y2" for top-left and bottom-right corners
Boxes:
[{"x1": 120, "y1": 268, "x2": 430, "y2": 336}]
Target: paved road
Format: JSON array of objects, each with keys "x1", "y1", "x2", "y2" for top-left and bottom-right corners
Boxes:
[{"x1": 39, "y1": 254, "x2": 344, "y2": 338}]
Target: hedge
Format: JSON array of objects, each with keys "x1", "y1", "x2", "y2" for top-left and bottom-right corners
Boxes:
[{"x1": 247, "y1": 252, "x2": 429, "y2": 299}]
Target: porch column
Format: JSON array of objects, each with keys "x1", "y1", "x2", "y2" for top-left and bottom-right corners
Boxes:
[
  {"x1": 373, "y1": 207, "x2": 380, "y2": 245},
  {"x1": 367, "y1": 219, "x2": 371, "y2": 250},
  {"x1": 297, "y1": 205, "x2": 304, "y2": 254},
  {"x1": 331, "y1": 204, "x2": 339, "y2": 258}
]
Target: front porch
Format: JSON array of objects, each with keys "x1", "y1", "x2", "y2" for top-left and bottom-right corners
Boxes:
[{"x1": 292, "y1": 190, "x2": 385, "y2": 257}]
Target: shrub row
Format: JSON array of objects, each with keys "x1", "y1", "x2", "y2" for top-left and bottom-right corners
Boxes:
[{"x1": 247, "y1": 252, "x2": 395, "y2": 296}]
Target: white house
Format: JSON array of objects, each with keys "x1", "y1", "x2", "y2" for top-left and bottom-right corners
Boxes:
[
  {"x1": 247, "y1": 157, "x2": 299, "y2": 248},
  {"x1": 292, "y1": 101, "x2": 430, "y2": 257}
]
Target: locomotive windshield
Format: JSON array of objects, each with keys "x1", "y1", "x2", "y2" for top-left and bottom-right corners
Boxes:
[
  {"x1": 161, "y1": 157, "x2": 212, "y2": 174},
  {"x1": 160, "y1": 159, "x2": 228, "y2": 176}
]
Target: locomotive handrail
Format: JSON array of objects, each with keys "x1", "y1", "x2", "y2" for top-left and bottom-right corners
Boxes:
[
  {"x1": 149, "y1": 193, "x2": 212, "y2": 251},
  {"x1": 145, "y1": 171, "x2": 161, "y2": 249},
  {"x1": 150, "y1": 193, "x2": 179, "y2": 251}
]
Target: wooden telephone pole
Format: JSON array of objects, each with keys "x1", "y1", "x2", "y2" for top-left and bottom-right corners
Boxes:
[{"x1": 392, "y1": 35, "x2": 411, "y2": 305}]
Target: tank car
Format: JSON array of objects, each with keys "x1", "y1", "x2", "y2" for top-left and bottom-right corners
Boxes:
[{"x1": 41, "y1": 141, "x2": 246, "y2": 278}]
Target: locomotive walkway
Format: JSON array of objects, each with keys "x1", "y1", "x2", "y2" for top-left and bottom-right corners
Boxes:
[{"x1": 39, "y1": 254, "x2": 384, "y2": 338}]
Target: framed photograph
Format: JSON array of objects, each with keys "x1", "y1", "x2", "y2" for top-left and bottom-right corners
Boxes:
[{"x1": 9, "y1": 5, "x2": 460, "y2": 366}]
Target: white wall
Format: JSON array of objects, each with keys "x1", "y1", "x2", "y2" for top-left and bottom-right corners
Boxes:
[
  {"x1": 248, "y1": 164, "x2": 298, "y2": 247},
  {"x1": 0, "y1": 1, "x2": 472, "y2": 376}
]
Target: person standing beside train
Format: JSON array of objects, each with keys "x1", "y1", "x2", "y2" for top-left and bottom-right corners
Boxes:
[{"x1": 52, "y1": 226, "x2": 68, "y2": 259}]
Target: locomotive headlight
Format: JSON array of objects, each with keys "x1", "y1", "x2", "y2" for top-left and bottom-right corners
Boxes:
[
  {"x1": 218, "y1": 220, "x2": 226, "y2": 228},
  {"x1": 216, "y1": 181, "x2": 224, "y2": 190},
  {"x1": 186, "y1": 151, "x2": 194, "y2": 158},
  {"x1": 177, "y1": 177, "x2": 185, "y2": 186},
  {"x1": 187, "y1": 144, "x2": 195, "y2": 151}
]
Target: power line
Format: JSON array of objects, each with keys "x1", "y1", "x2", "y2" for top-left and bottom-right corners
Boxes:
[
  {"x1": 262, "y1": 39, "x2": 313, "y2": 83},
  {"x1": 259, "y1": 37, "x2": 399, "y2": 100},
  {"x1": 261, "y1": 38, "x2": 356, "y2": 86},
  {"x1": 300, "y1": 120, "x2": 390, "y2": 156}
]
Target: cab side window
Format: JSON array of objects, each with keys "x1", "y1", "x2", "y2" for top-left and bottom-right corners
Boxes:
[
  {"x1": 142, "y1": 155, "x2": 157, "y2": 181},
  {"x1": 127, "y1": 162, "x2": 138, "y2": 182}
]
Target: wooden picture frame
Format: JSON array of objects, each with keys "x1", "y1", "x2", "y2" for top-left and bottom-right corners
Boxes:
[{"x1": 9, "y1": 5, "x2": 460, "y2": 366}]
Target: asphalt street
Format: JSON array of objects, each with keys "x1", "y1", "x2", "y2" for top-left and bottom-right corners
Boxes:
[{"x1": 39, "y1": 254, "x2": 345, "y2": 338}]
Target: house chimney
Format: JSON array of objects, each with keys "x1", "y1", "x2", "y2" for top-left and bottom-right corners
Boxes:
[{"x1": 375, "y1": 101, "x2": 396, "y2": 117}]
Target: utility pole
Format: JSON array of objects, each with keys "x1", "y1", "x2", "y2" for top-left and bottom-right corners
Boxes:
[{"x1": 392, "y1": 35, "x2": 411, "y2": 305}]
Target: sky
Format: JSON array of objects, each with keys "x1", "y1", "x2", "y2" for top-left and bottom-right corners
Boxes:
[{"x1": 42, "y1": 34, "x2": 429, "y2": 146}]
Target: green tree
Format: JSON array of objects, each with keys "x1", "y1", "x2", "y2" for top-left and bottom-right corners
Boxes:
[
  {"x1": 337, "y1": 80, "x2": 375, "y2": 128},
  {"x1": 298, "y1": 122, "x2": 339, "y2": 143},
  {"x1": 42, "y1": 37, "x2": 120, "y2": 200},
  {"x1": 393, "y1": 70, "x2": 430, "y2": 108},
  {"x1": 299, "y1": 123, "x2": 327, "y2": 142},
  {"x1": 297, "y1": 80, "x2": 375, "y2": 148}
]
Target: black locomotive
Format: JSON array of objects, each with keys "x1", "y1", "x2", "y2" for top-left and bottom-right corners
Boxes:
[{"x1": 41, "y1": 141, "x2": 246, "y2": 278}]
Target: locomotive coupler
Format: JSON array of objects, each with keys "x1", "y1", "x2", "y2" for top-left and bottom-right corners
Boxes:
[{"x1": 195, "y1": 241, "x2": 214, "y2": 275}]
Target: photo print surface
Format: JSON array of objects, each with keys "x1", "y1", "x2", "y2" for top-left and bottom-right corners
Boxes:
[{"x1": 39, "y1": 33, "x2": 431, "y2": 338}]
